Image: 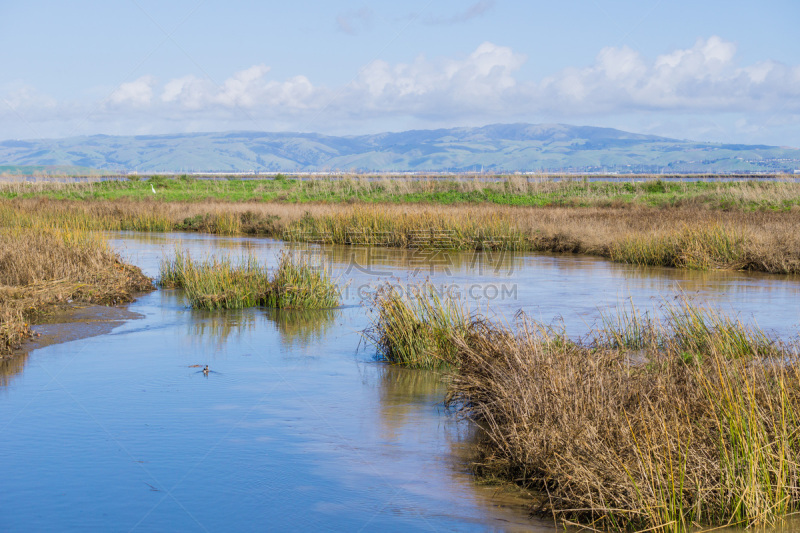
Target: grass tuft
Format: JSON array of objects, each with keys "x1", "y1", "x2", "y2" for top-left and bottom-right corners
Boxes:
[
  {"x1": 159, "y1": 248, "x2": 340, "y2": 310},
  {"x1": 265, "y1": 251, "x2": 340, "y2": 309},
  {"x1": 363, "y1": 283, "x2": 471, "y2": 369}
]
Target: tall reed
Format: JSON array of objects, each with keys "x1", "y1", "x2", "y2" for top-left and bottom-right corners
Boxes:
[
  {"x1": 363, "y1": 283, "x2": 471, "y2": 369},
  {"x1": 160, "y1": 250, "x2": 271, "y2": 310},
  {"x1": 159, "y1": 249, "x2": 340, "y2": 310},
  {"x1": 610, "y1": 224, "x2": 752, "y2": 270},
  {"x1": 444, "y1": 301, "x2": 800, "y2": 532},
  {"x1": 595, "y1": 299, "x2": 780, "y2": 360},
  {"x1": 264, "y1": 252, "x2": 340, "y2": 309}
]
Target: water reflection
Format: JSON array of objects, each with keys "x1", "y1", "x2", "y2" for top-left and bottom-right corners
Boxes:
[
  {"x1": 0, "y1": 352, "x2": 28, "y2": 388},
  {"x1": 264, "y1": 307, "x2": 340, "y2": 348},
  {"x1": 368, "y1": 363, "x2": 549, "y2": 530},
  {"x1": 374, "y1": 365, "x2": 445, "y2": 440},
  {"x1": 187, "y1": 307, "x2": 259, "y2": 350},
  {"x1": 312, "y1": 245, "x2": 525, "y2": 279},
  {"x1": 182, "y1": 305, "x2": 341, "y2": 357}
]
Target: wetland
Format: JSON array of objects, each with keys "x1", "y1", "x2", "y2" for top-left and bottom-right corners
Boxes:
[{"x1": 2, "y1": 176, "x2": 800, "y2": 531}]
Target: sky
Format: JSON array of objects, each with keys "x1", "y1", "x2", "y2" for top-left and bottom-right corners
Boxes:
[{"x1": 1, "y1": 0, "x2": 799, "y2": 146}]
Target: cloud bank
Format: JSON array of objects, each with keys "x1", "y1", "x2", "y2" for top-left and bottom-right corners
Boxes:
[{"x1": 2, "y1": 37, "x2": 799, "y2": 143}]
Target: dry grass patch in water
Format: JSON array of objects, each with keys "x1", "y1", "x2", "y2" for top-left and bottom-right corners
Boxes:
[
  {"x1": 159, "y1": 248, "x2": 340, "y2": 310},
  {"x1": 445, "y1": 302, "x2": 800, "y2": 532}
]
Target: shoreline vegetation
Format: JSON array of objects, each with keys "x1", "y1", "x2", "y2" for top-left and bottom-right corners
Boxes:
[
  {"x1": 1, "y1": 174, "x2": 799, "y2": 274},
  {"x1": 0, "y1": 224, "x2": 153, "y2": 357},
  {"x1": 365, "y1": 285, "x2": 800, "y2": 531},
  {"x1": 159, "y1": 248, "x2": 340, "y2": 310}
]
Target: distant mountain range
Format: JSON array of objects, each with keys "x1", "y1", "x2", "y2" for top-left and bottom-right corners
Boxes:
[{"x1": 1, "y1": 124, "x2": 799, "y2": 174}]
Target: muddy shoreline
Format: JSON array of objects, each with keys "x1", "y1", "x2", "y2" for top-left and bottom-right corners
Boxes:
[{"x1": 6, "y1": 301, "x2": 145, "y2": 358}]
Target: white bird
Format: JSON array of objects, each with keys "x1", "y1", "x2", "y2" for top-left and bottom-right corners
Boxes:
[{"x1": 151, "y1": 184, "x2": 156, "y2": 194}]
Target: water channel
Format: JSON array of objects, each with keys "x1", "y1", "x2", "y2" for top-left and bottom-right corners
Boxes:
[{"x1": 2, "y1": 231, "x2": 799, "y2": 531}]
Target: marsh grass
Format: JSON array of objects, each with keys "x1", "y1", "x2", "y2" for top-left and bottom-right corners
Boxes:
[
  {"x1": 443, "y1": 300, "x2": 800, "y2": 532},
  {"x1": 595, "y1": 299, "x2": 779, "y2": 360},
  {"x1": 363, "y1": 283, "x2": 471, "y2": 369},
  {"x1": 284, "y1": 208, "x2": 526, "y2": 251},
  {"x1": 0, "y1": 224, "x2": 153, "y2": 355},
  {"x1": 159, "y1": 249, "x2": 340, "y2": 310},
  {"x1": 265, "y1": 252, "x2": 340, "y2": 309},
  {"x1": 3, "y1": 196, "x2": 800, "y2": 274},
  {"x1": 160, "y1": 250, "x2": 271, "y2": 310},
  {"x1": 611, "y1": 225, "x2": 753, "y2": 271}
]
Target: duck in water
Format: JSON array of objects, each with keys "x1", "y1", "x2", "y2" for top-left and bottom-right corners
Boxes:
[{"x1": 203, "y1": 365, "x2": 209, "y2": 376}]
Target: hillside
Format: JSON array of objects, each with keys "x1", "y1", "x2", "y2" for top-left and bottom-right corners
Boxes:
[{"x1": 1, "y1": 124, "x2": 798, "y2": 174}]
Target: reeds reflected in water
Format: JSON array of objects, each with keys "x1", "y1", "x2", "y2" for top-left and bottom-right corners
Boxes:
[{"x1": 0, "y1": 351, "x2": 28, "y2": 388}]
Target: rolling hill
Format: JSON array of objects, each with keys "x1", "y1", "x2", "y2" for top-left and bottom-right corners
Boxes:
[{"x1": 1, "y1": 124, "x2": 798, "y2": 174}]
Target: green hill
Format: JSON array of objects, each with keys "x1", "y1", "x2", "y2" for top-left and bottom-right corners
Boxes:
[{"x1": 1, "y1": 124, "x2": 798, "y2": 174}]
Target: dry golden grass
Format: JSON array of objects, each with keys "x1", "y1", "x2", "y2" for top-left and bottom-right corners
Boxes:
[
  {"x1": 446, "y1": 305, "x2": 800, "y2": 532},
  {"x1": 0, "y1": 224, "x2": 153, "y2": 355},
  {"x1": 3, "y1": 198, "x2": 800, "y2": 274}
]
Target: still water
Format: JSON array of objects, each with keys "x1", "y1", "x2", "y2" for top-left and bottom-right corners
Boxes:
[{"x1": 2, "y1": 232, "x2": 799, "y2": 532}]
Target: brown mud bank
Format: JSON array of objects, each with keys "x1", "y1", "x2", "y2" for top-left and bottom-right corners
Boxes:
[{"x1": 22, "y1": 303, "x2": 145, "y2": 352}]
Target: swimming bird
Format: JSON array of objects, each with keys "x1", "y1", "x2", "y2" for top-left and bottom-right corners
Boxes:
[
  {"x1": 151, "y1": 184, "x2": 157, "y2": 194},
  {"x1": 203, "y1": 365, "x2": 209, "y2": 375}
]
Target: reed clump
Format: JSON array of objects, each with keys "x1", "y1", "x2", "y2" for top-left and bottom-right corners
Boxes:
[
  {"x1": 159, "y1": 249, "x2": 340, "y2": 310},
  {"x1": 363, "y1": 283, "x2": 471, "y2": 369},
  {"x1": 444, "y1": 301, "x2": 800, "y2": 532},
  {"x1": 265, "y1": 252, "x2": 340, "y2": 309},
  {"x1": 0, "y1": 226, "x2": 154, "y2": 355},
  {"x1": 596, "y1": 299, "x2": 780, "y2": 360}
]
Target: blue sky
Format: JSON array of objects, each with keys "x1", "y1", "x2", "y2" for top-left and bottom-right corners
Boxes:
[{"x1": 2, "y1": 0, "x2": 799, "y2": 145}]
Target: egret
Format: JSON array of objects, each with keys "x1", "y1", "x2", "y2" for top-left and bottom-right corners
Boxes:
[{"x1": 151, "y1": 184, "x2": 156, "y2": 194}]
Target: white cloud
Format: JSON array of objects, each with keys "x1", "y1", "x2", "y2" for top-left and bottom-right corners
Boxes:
[
  {"x1": 157, "y1": 65, "x2": 321, "y2": 112},
  {"x1": 1, "y1": 84, "x2": 57, "y2": 112},
  {"x1": 161, "y1": 75, "x2": 209, "y2": 109},
  {"x1": 3, "y1": 37, "x2": 800, "y2": 145},
  {"x1": 547, "y1": 36, "x2": 800, "y2": 113},
  {"x1": 216, "y1": 64, "x2": 272, "y2": 107},
  {"x1": 107, "y1": 75, "x2": 155, "y2": 107},
  {"x1": 350, "y1": 42, "x2": 525, "y2": 115}
]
